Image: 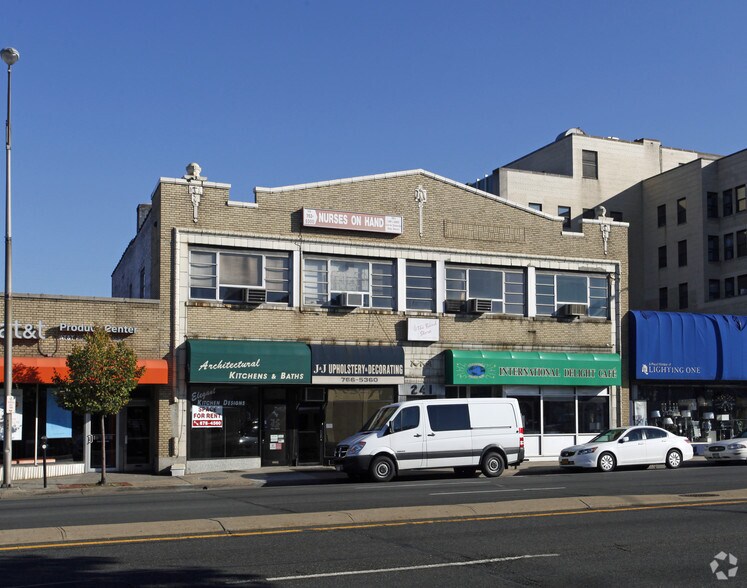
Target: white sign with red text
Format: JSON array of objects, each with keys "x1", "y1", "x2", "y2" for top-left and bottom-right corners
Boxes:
[{"x1": 191, "y1": 405, "x2": 224, "y2": 428}]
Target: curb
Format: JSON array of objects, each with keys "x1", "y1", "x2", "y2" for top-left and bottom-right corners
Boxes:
[{"x1": 2, "y1": 488, "x2": 746, "y2": 548}]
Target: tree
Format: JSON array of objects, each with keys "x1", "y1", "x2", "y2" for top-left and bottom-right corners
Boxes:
[{"x1": 53, "y1": 327, "x2": 145, "y2": 485}]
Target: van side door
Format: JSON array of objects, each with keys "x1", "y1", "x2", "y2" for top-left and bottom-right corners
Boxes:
[
  {"x1": 389, "y1": 405, "x2": 425, "y2": 471},
  {"x1": 424, "y1": 403, "x2": 473, "y2": 468}
]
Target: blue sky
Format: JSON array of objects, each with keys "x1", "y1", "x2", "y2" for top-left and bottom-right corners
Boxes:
[{"x1": 2, "y1": 1, "x2": 747, "y2": 296}]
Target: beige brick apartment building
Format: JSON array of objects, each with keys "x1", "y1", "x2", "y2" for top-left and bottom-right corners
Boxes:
[{"x1": 111, "y1": 164, "x2": 628, "y2": 474}]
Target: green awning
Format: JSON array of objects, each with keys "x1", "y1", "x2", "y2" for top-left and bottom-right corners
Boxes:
[
  {"x1": 446, "y1": 350, "x2": 621, "y2": 386},
  {"x1": 187, "y1": 340, "x2": 311, "y2": 384}
]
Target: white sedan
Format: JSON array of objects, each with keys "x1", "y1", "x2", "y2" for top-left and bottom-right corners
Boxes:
[
  {"x1": 703, "y1": 430, "x2": 747, "y2": 462},
  {"x1": 559, "y1": 426, "x2": 694, "y2": 472}
]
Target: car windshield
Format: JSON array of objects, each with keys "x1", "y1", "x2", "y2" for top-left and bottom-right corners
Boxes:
[
  {"x1": 589, "y1": 428, "x2": 627, "y2": 443},
  {"x1": 360, "y1": 406, "x2": 398, "y2": 432}
]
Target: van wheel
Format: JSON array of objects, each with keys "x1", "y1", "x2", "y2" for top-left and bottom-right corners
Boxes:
[
  {"x1": 454, "y1": 467, "x2": 479, "y2": 478},
  {"x1": 481, "y1": 452, "x2": 505, "y2": 478},
  {"x1": 369, "y1": 456, "x2": 395, "y2": 482}
]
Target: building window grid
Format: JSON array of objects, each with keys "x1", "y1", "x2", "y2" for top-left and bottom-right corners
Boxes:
[
  {"x1": 708, "y1": 236, "x2": 720, "y2": 262},
  {"x1": 678, "y1": 240, "x2": 687, "y2": 267},
  {"x1": 658, "y1": 245, "x2": 667, "y2": 269},
  {"x1": 724, "y1": 233, "x2": 735, "y2": 260},
  {"x1": 405, "y1": 261, "x2": 436, "y2": 311},
  {"x1": 723, "y1": 189, "x2": 734, "y2": 216},
  {"x1": 657, "y1": 204, "x2": 666, "y2": 228},
  {"x1": 678, "y1": 283, "x2": 688, "y2": 310},
  {"x1": 659, "y1": 287, "x2": 668, "y2": 310},
  {"x1": 739, "y1": 275, "x2": 747, "y2": 296},
  {"x1": 445, "y1": 265, "x2": 525, "y2": 315},
  {"x1": 189, "y1": 249, "x2": 290, "y2": 303},
  {"x1": 707, "y1": 192, "x2": 719, "y2": 218},
  {"x1": 535, "y1": 273, "x2": 609, "y2": 318},
  {"x1": 677, "y1": 198, "x2": 687, "y2": 225},
  {"x1": 738, "y1": 230, "x2": 747, "y2": 258},
  {"x1": 582, "y1": 150, "x2": 598, "y2": 179},
  {"x1": 709, "y1": 279, "x2": 720, "y2": 301},
  {"x1": 737, "y1": 185, "x2": 747, "y2": 213},
  {"x1": 725, "y1": 277, "x2": 735, "y2": 298},
  {"x1": 303, "y1": 257, "x2": 395, "y2": 308}
]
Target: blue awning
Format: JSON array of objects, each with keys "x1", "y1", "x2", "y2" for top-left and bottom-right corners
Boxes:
[{"x1": 630, "y1": 311, "x2": 747, "y2": 381}]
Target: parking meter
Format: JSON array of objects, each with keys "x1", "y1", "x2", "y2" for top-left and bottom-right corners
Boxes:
[{"x1": 41, "y1": 436, "x2": 48, "y2": 488}]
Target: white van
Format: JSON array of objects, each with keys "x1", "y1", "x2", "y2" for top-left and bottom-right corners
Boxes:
[{"x1": 333, "y1": 398, "x2": 525, "y2": 482}]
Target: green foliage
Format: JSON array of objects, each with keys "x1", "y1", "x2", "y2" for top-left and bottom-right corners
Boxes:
[{"x1": 52, "y1": 327, "x2": 145, "y2": 416}]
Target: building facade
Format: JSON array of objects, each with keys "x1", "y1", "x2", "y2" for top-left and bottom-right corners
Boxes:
[
  {"x1": 113, "y1": 165, "x2": 629, "y2": 474},
  {"x1": 0, "y1": 294, "x2": 168, "y2": 479}
]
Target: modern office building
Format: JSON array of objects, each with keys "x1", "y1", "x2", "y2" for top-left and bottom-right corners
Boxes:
[{"x1": 112, "y1": 163, "x2": 628, "y2": 474}]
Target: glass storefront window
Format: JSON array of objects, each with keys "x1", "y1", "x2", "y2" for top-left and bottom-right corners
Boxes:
[
  {"x1": 324, "y1": 388, "x2": 395, "y2": 458},
  {"x1": 543, "y1": 397, "x2": 575, "y2": 434},
  {"x1": 578, "y1": 395, "x2": 609, "y2": 433},
  {"x1": 188, "y1": 385, "x2": 260, "y2": 459},
  {"x1": 510, "y1": 396, "x2": 540, "y2": 434}
]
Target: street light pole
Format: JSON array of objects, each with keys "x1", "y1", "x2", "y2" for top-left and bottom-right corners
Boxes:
[{"x1": 1, "y1": 47, "x2": 19, "y2": 489}]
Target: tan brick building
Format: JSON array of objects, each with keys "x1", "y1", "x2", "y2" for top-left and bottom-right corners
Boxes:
[{"x1": 113, "y1": 164, "x2": 628, "y2": 474}]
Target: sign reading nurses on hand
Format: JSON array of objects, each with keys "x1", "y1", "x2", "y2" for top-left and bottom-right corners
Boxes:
[{"x1": 302, "y1": 207, "x2": 403, "y2": 235}]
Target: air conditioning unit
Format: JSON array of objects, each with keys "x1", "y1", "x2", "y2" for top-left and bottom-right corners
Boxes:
[
  {"x1": 558, "y1": 303, "x2": 587, "y2": 317},
  {"x1": 467, "y1": 298, "x2": 493, "y2": 314},
  {"x1": 444, "y1": 299, "x2": 464, "y2": 313},
  {"x1": 242, "y1": 288, "x2": 266, "y2": 305},
  {"x1": 340, "y1": 292, "x2": 365, "y2": 308}
]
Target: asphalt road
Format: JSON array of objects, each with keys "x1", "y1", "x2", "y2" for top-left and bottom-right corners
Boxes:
[
  {"x1": 0, "y1": 496, "x2": 743, "y2": 587},
  {"x1": 0, "y1": 461, "x2": 745, "y2": 531}
]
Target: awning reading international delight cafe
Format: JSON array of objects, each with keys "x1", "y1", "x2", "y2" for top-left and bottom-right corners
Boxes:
[
  {"x1": 446, "y1": 350, "x2": 621, "y2": 386},
  {"x1": 630, "y1": 310, "x2": 747, "y2": 381},
  {"x1": 0, "y1": 357, "x2": 169, "y2": 384},
  {"x1": 187, "y1": 340, "x2": 311, "y2": 384}
]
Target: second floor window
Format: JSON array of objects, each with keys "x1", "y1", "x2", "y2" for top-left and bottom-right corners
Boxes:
[
  {"x1": 658, "y1": 246, "x2": 667, "y2": 269},
  {"x1": 679, "y1": 283, "x2": 688, "y2": 310},
  {"x1": 725, "y1": 277, "x2": 735, "y2": 298},
  {"x1": 725, "y1": 233, "x2": 735, "y2": 260},
  {"x1": 709, "y1": 279, "x2": 720, "y2": 301},
  {"x1": 659, "y1": 287, "x2": 668, "y2": 310},
  {"x1": 303, "y1": 257, "x2": 394, "y2": 308},
  {"x1": 406, "y1": 261, "x2": 436, "y2": 311},
  {"x1": 678, "y1": 240, "x2": 687, "y2": 267},
  {"x1": 445, "y1": 266, "x2": 525, "y2": 315},
  {"x1": 708, "y1": 236, "x2": 719, "y2": 262},
  {"x1": 723, "y1": 189, "x2": 734, "y2": 216},
  {"x1": 536, "y1": 272, "x2": 609, "y2": 318},
  {"x1": 189, "y1": 249, "x2": 290, "y2": 303},
  {"x1": 738, "y1": 230, "x2": 747, "y2": 258},
  {"x1": 657, "y1": 204, "x2": 666, "y2": 227},
  {"x1": 738, "y1": 185, "x2": 747, "y2": 213}
]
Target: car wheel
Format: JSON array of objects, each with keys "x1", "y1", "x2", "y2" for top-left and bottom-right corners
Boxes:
[
  {"x1": 665, "y1": 449, "x2": 682, "y2": 469},
  {"x1": 481, "y1": 452, "x2": 505, "y2": 478},
  {"x1": 369, "y1": 456, "x2": 395, "y2": 482},
  {"x1": 454, "y1": 467, "x2": 479, "y2": 478},
  {"x1": 597, "y1": 452, "x2": 616, "y2": 472}
]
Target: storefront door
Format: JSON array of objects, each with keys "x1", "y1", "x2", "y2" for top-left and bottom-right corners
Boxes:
[
  {"x1": 262, "y1": 402, "x2": 288, "y2": 466},
  {"x1": 296, "y1": 403, "x2": 324, "y2": 465},
  {"x1": 124, "y1": 405, "x2": 151, "y2": 471},
  {"x1": 90, "y1": 414, "x2": 117, "y2": 471}
]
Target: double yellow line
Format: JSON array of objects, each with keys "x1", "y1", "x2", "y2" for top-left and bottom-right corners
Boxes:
[{"x1": 2, "y1": 498, "x2": 745, "y2": 552}]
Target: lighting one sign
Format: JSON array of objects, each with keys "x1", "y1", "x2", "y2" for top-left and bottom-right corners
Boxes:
[{"x1": 303, "y1": 207, "x2": 403, "y2": 234}]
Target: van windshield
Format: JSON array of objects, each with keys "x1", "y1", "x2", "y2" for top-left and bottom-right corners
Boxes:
[{"x1": 360, "y1": 406, "x2": 398, "y2": 432}]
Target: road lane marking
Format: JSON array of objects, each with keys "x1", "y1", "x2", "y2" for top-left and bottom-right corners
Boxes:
[
  {"x1": 2, "y1": 498, "x2": 745, "y2": 552},
  {"x1": 430, "y1": 486, "x2": 565, "y2": 496},
  {"x1": 258, "y1": 554, "x2": 560, "y2": 583}
]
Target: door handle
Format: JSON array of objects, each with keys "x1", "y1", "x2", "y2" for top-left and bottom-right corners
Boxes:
[
  {"x1": 427, "y1": 433, "x2": 435, "y2": 437},
  {"x1": 413, "y1": 434, "x2": 422, "y2": 437}
]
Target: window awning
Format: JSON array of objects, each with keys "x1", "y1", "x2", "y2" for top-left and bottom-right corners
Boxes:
[
  {"x1": 630, "y1": 310, "x2": 747, "y2": 381},
  {"x1": 0, "y1": 358, "x2": 169, "y2": 385},
  {"x1": 446, "y1": 350, "x2": 621, "y2": 386},
  {"x1": 187, "y1": 339, "x2": 311, "y2": 384}
]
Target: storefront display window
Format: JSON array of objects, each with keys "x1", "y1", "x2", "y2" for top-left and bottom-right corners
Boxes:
[
  {"x1": 324, "y1": 388, "x2": 394, "y2": 458},
  {"x1": 188, "y1": 385, "x2": 260, "y2": 459},
  {"x1": 543, "y1": 396, "x2": 575, "y2": 434},
  {"x1": 578, "y1": 395, "x2": 609, "y2": 433},
  {"x1": 513, "y1": 396, "x2": 540, "y2": 434}
]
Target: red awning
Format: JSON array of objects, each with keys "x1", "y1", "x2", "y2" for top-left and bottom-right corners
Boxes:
[{"x1": 0, "y1": 357, "x2": 169, "y2": 385}]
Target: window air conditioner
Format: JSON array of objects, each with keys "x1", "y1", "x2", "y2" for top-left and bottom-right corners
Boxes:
[
  {"x1": 340, "y1": 292, "x2": 365, "y2": 308},
  {"x1": 242, "y1": 288, "x2": 267, "y2": 305},
  {"x1": 444, "y1": 299, "x2": 464, "y2": 313},
  {"x1": 467, "y1": 298, "x2": 493, "y2": 314},
  {"x1": 558, "y1": 303, "x2": 587, "y2": 317}
]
